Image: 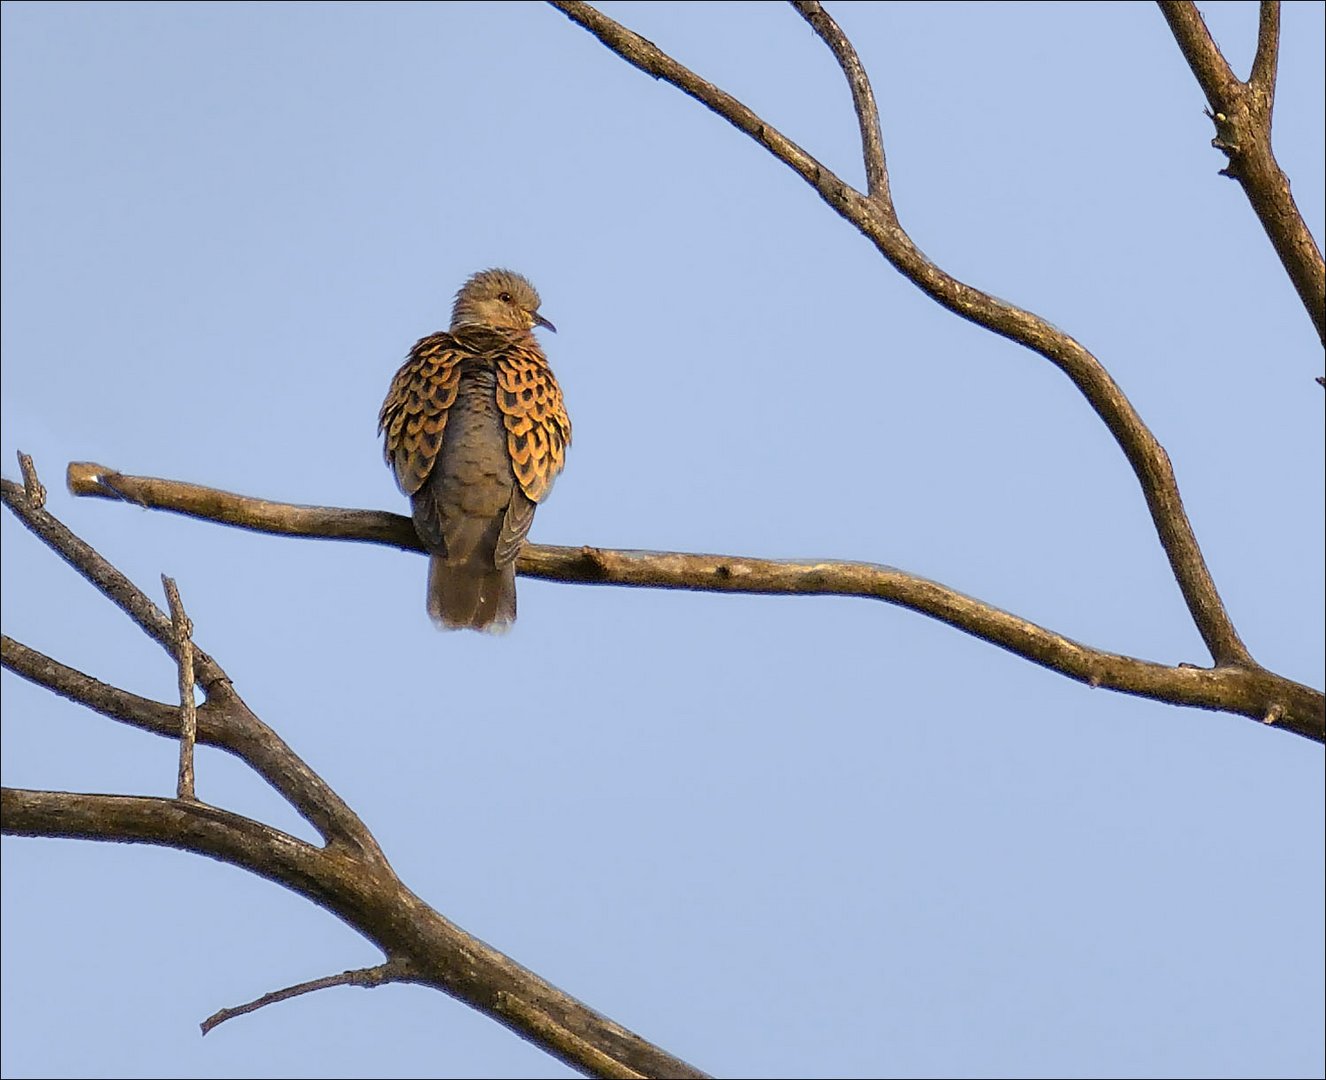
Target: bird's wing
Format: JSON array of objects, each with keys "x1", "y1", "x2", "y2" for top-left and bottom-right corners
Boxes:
[
  {"x1": 379, "y1": 333, "x2": 467, "y2": 496},
  {"x1": 494, "y1": 487, "x2": 537, "y2": 567},
  {"x1": 495, "y1": 341, "x2": 571, "y2": 505}
]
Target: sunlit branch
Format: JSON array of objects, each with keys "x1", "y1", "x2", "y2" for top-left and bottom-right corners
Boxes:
[{"x1": 53, "y1": 463, "x2": 1326, "y2": 743}]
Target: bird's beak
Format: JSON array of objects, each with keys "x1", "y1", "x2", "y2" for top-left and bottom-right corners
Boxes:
[{"x1": 534, "y1": 312, "x2": 557, "y2": 333}]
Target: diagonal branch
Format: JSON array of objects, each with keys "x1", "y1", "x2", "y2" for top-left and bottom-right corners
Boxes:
[
  {"x1": 1159, "y1": 1, "x2": 1239, "y2": 99},
  {"x1": 791, "y1": 0, "x2": 889, "y2": 202},
  {"x1": 1, "y1": 485, "x2": 713, "y2": 1078},
  {"x1": 1160, "y1": 1, "x2": 1325, "y2": 344},
  {"x1": 0, "y1": 632, "x2": 389, "y2": 825},
  {"x1": 0, "y1": 786, "x2": 710, "y2": 1078},
  {"x1": 2, "y1": 474, "x2": 383, "y2": 858},
  {"x1": 58, "y1": 464, "x2": 1325, "y2": 742},
  {"x1": 2, "y1": 789, "x2": 331, "y2": 902},
  {"x1": 1249, "y1": 1, "x2": 1280, "y2": 105},
  {"x1": 201, "y1": 961, "x2": 419, "y2": 1035},
  {"x1": 547, "y1": 0, "x2": 1255, "y2": 673},
  {"x1": 1, "y1": 476, "x2": 227, "y2": 687},
  {"x1": 2, "y1": 634, "x2": 183, "y2": 735}
]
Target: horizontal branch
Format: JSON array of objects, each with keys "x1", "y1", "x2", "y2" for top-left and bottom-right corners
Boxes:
[
  {"x1": 522, "y1": 546, "x2": 1323, "y2": 740},
  {"x1": 66, "y1": 460, "x2": 419, "y2": 549},
  {"x1": 1, "y1": 788, "x2": 330, "y2": 896},
  {"x1": 61, "y1": 463, "x2": 1325, "y2": 742}
]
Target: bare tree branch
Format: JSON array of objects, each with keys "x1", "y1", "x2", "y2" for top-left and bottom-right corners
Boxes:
[
  {"x1": 2, "y1": 474, "x2": 386, "y2": 856},
  {"x1": 790, "y1": 0, "x2": 888, "y2": 203},
  {"x1": 1250, "y1": 1, "x2": 1280, "y2": 104},
  {"x1": 1160, "y1": 1, "x2": 1240, "y2": 98},
  {"x1": 52, "y1": 463, "x2": 1325, "y2": 742},
  {"x1": 162, "y1": 575, "x2": 198, "y2": 801},
  {"x1": 2, "y1": 634, "x2": 183, "y2": 735},
  {"x1": 66, "y1": 460, "x2": 417, "y2": 549},
  {"x1": 17, "y1": 450, "x2": 46, "y2": 509},
  {"x1": 2, "y1": 6, "x2": 1321, "y2": 1074},
  {"x1": 1, "y1": 481, "x2": 712, "y2": 1079},
  {"x1": 1159, "y1": 1, "x2": 1325, "y2": 345},
  {"x1": 2, "y1": 788, "x2": 332, "y2": 904},
  {"x1": 547, "y1": 1, "x2": 1255, "y2": 675},
  {"x1": 0, "y1": 787, "x2": 707, "y2": 1080},
  {"x1": 201, "y1": 960, "x2": 418, "y2": 1036}
]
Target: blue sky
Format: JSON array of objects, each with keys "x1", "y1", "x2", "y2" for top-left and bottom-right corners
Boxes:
[{"x1": 2, "y1": 2, "x2": 1322, "y2": 1078}]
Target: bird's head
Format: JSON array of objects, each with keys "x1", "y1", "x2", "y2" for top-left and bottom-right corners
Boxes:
[{"x1": 450, "y1": 268, "x2": 556, "y2": 334}]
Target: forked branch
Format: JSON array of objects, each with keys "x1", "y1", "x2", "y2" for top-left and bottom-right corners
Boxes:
[
  {"x1": 547, "y1": 0, "x2": 1256, "y2": 676},
  {"x1": 1160, "y1": 1, "x2": 1325, "y2": 344}
]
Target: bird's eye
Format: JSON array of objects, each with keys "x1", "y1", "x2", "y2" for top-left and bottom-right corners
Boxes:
[{"x1": 498, "y1": 292, "x2": 513, "y2": 303}]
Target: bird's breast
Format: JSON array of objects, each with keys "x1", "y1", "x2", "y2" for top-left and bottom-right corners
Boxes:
[{"x1": 436, "y1": 363, "x2": 516, "y2": 515}]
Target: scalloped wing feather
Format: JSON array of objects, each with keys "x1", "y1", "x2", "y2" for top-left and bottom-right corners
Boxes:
[
  {"x1": 378, "y1": 334, "x2": 466, "y2": 496},
  {"x1": 496, "y1": 345, "x2": 571, "y2": 505}
]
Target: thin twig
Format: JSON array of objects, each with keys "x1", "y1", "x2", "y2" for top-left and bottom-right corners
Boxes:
[
  {"x1": 161, "y1": 576, "x2": 197, "y2": 801},
  {"x1": 17, "y1": 451, "x2": 46, "y2": 509},
  {"x1": 201, "y1": 960, "x2": 416, "y2": 1035}
]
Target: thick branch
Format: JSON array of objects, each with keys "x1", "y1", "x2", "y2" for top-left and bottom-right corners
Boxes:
[
  {"x1": 1, "y1": 788, "x2": 709, "y2": 1080},
  {"x1": 58, "y1": 464, "x2": 1325, "y2": 742},
  {"x1": 2, "y1": 788, "x2": 332, "y2": 901},
  {"x1": 1160, "y1": 1, "x2": 1239, "y2": 99},
  {"x1": 1250, "y1": 1, "x2": 1280, "y2": 104},
  {"x1": 1160, "y1": 1, "x2": 1325, "y2": 344},
  {"x1": 2, "y1": 483, "x2": 710, "y2": 1077},
  {"x1": 547, "y1": 1, "x2": 1253, "y2": 675}
]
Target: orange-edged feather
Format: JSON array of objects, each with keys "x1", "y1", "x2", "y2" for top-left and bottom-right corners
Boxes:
[
  {"x1": 378, "y1": 333, "x2": 465, "y2": 496},
  {"x1": 496, "y1": 344, "x2": 571, "y2": 504}
]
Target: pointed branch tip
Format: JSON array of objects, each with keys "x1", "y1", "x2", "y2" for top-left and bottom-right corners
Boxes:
[{"x1": 201, "y1": 961, "x2": 411, "y2": 1036}]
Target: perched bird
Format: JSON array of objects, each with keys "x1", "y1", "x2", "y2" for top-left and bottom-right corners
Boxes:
[{"x1": 379, "y1": 269, "x2": 570, "y2": 631}]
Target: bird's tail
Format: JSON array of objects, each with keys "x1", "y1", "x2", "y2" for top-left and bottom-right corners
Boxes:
[{"x1": 427, "y1": 554, "x2": 516, "y2": 632}]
